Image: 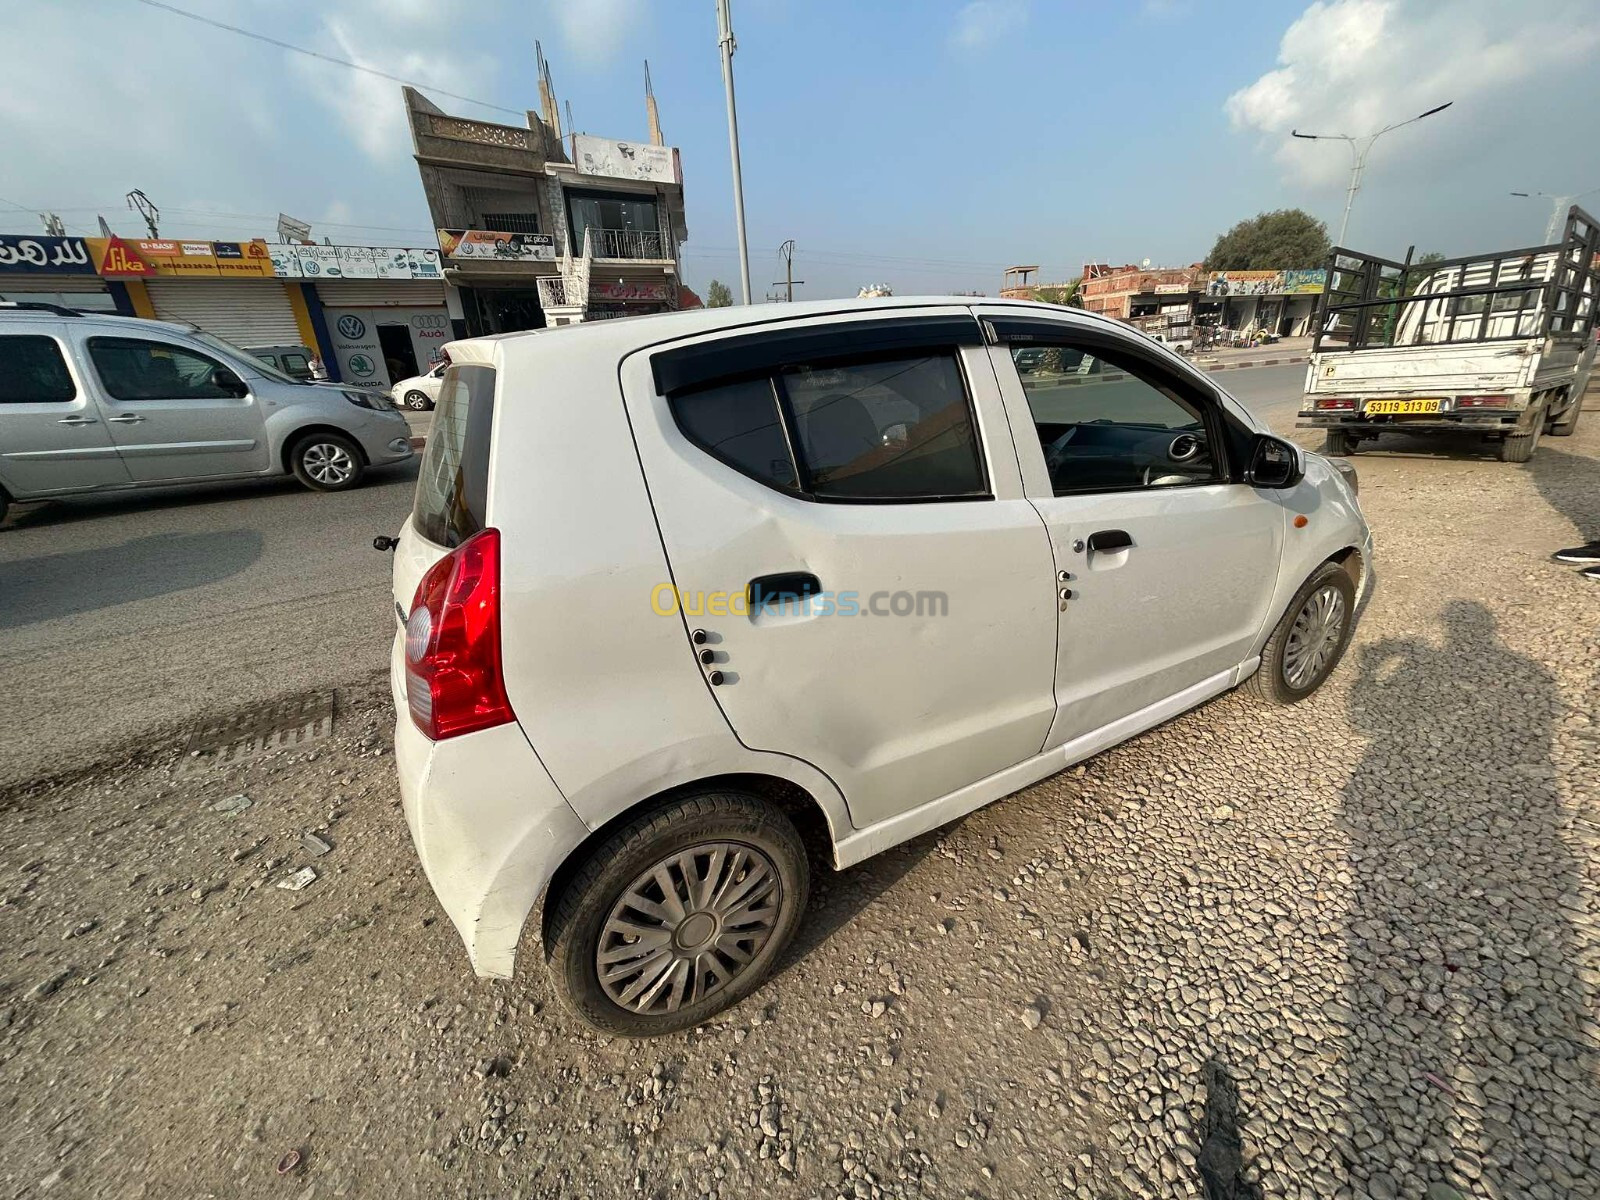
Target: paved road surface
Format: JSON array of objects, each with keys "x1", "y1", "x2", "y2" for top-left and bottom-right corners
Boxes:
[
  {"x1": 0, "y1": 364, "x2": 1306, "y2": 792},
  {"x1": 0, "y1": 463, "x2": 419, "y2": 789}
]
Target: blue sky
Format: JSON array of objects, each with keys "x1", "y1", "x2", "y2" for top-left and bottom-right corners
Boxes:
[{"x1": 3, "y1": 0, "x2": 1598, "y2": 299}]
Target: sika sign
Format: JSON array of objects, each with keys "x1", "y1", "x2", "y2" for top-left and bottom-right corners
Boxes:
[{"x1": 88, "y1": 237, "x2": 275, "y2": 278}]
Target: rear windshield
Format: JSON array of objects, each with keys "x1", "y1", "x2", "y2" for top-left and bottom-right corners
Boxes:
[{"x1": 413, "y1": 363, "x2": 495, "y2": 547}]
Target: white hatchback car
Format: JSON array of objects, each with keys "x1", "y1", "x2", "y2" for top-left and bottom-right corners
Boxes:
[
  {"x1": 389, "y1": 298, "x2": 1373, "y2": 1036},
  {"x1": 391, "y1": 361, "x2": 446, "y2": 411}
]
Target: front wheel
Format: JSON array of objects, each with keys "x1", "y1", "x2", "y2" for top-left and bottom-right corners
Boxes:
[
  {"x1": 1249, "y1": 562, "x2": 1357, "y2": 707},
  {"x1": 546, "y1": 792, "x2": 809, "y2": 1037},
  {"x1": 403, "y1": 390, "x2": 433, "y2": 411},
  {"x1": 289, "y1": 432, "x2": 366, "y2": 492}
]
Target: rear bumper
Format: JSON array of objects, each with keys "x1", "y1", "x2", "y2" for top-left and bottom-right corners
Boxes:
[
  {"x1": 389, "y1": 633, "x2": 588, "y2": 979},
  {"x1": 1297, "y1": 413, "x2": 1528, "y2": 433}
]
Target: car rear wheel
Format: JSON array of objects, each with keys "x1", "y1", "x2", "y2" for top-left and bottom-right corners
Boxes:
[
  {"x1": 403, "y1": 390, "x2": 433, "y2": 411},
  {"x1": 1249, "y1": 561, "x2": 1357, "y2": 707},
  {"x1": 1497, "y1": 422, "x2": 1541, "y2": 463},
  {"x1": 290, "y1": 432, "x2": 366, "y2": 492},
  {"x1": 546, "y1": 791, "x2": 809, "y2": 1037}
]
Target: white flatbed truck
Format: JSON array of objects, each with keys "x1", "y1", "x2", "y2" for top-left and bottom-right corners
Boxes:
[{"x1": 1299, "y1": 206, "x2": 1599, "y2": 462}]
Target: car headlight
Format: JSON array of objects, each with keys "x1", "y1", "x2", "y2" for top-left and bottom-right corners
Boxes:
[
  {"x1": 1330, "y1": 457, "x2": 1359, "y2": 497},
  {"x1": 344, "y1": 390, "x2": 380, "y2": 410}
]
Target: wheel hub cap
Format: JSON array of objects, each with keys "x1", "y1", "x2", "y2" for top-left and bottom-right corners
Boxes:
[
  {"x1": 1282, "y1": 584, "x2": 1347, "y2": 689},
  {"x1": 304, "y1": 443, "x2": 353, "y2": 485},
  {"x1": 596, "y1": 842, "x2": 781, "y2": 1016}
]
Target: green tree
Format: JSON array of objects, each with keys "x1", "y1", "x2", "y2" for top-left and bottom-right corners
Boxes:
[
  {"x1": 1205, "y1": 209, "x2": 1331, "y2": 270},
  {"x1": 1034, "y1": 277, "x2": 1083, "y2": 307},
  {"x1": 706, "y1": 279, "x2": 733, "y2": 308}
]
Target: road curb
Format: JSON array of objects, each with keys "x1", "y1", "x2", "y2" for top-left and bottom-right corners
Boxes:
[{"x1": 1197, "y1": 355, "x2": 1309, "y2": 373}]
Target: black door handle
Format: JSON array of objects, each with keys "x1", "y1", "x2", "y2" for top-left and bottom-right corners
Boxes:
[
  {"x1": 748, "y1": 571, "x2": 822, "y2": 609},
  {"x1": 1086, "y1": 529, "x2": 1133, "y2": 552}
]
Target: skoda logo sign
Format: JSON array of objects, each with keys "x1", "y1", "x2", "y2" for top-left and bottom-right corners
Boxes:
[
  {"x1": 336, "y1": 314, "x2": 367, "y2": 340},
  {"x1": 347, "y1": 353, "x2": 376, "y2": 378}
]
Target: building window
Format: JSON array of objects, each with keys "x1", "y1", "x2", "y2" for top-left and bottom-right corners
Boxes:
[
  {"x1": 479, "y1": 212, "x2": 541, "y2": 235},
  {"x1": 566, "y1": 189, "x2": 664, "y2": 259}
]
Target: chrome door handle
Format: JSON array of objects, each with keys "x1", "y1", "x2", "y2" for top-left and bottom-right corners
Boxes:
[
  {"x1": 57, "y1": 415, "x2": 99, "y2": 426},
  {"x1": 106, "y1": 414, "x2": 147, "y2": 424}
]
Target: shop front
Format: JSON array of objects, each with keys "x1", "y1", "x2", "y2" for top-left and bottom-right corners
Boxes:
[{"x1": 315, "y1": 280, "x2": 452, "y2": 391}]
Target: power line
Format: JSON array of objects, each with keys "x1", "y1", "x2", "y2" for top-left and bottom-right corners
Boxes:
[{"x1": 130, "y1": 0, "x2": 524, "y2": 118}]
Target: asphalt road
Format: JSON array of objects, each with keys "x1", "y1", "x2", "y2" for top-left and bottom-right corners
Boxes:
[
  {"x1": 0, "y1": 462, "x2": 419, "y2": 790},
  {"x1": 0, "y1": 363, "x2": 1307, "y2": 792}
]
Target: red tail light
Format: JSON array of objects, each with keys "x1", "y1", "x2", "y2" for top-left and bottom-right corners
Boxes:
[
  {"x1": 1455, "y1": 394, "x2": 1512, "y2": 408},
  {"x1": 1314, "y1": 397, "x2": 1357, "y2": 411},
  {"x1": 404, "y1": 528, "x2": 515, "y2": 740}
]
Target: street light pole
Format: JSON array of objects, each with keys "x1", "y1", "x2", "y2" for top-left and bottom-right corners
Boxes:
[
  {"x1": 1510, "y1": 187, "x2": 1600, "y2": 243},
  {"x1": 715, "y1": 0, "x2": 752, "y2": 305},
  {"x1": 1292, "y1": 102, "x2": 1452, "y2": 246}
]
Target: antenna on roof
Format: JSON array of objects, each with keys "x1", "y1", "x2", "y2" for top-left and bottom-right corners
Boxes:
[
  {"x1": 535, "y1": 40, "x2": 562, "y2": 142},
  {"x1": 645, "y1": 59, "x2": 663, "y2": 146}
]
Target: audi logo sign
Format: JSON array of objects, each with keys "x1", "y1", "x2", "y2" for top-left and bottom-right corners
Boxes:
[{"x1": 410, "y1": 313, "x2": 448, "y2": 330}]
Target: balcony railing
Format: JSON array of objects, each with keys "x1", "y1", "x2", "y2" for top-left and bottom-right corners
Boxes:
[
  {"x1": 584, "y1": 227, "x2": 669, "y2": 260},
  {"x1": 536, "y1": 276, "x2": 575, "y2": 308},
  {"x1": 423, "y1": 115, "x2": 539, "y2": 152}
]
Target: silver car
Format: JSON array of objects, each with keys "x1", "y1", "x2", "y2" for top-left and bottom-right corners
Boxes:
[{"x1": 0, "y1": 303, "x2": 414, "y2": 524}]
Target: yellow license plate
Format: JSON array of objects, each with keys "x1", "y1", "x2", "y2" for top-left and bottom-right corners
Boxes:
[{"x1": 1364, "y1": 398, "x2": 1442, "y2": 415}]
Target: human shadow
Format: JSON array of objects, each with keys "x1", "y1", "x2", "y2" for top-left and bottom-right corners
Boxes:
[
  {"x1": 1528, "y1": 445, "x2": 1600, "y2": 545},
  {"x1": 1196, "y1": 1059, "x2": 1264, "y2": 1200},
  {"x1": 1338, "y1": 601, "x2": 1597, "y2": 1197},
  {"x1": 0, "y1": 530, "x2": 264, "y2": 629}
]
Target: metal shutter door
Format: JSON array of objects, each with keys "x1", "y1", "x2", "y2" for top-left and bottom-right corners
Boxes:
[
  {"x1": 315, "y1": 281, "x2": 445, "y2": 307},
  {"x1": 147, "y1": 281, "x2": 302, "y2": 344}
]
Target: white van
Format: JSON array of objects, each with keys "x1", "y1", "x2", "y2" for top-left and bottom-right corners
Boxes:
[
  {"x1": 389, "y1": 298, "x2": 1373, "y2": 1036},
  {"x1": 0, "y1": 303, "x2": 414, "y2": 523}
]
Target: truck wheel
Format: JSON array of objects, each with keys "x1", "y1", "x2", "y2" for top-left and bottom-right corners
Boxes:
[
  {"x1": 290, "y1": 432, "x2": 367, "y2": 491},
  {"x1": 1249, "y1": 561, "x2": 1357, "y2": 707},
  {"x1": 1549, "y1": 397, "x2": 1582, "y2": 437},
  {"x1": 1322, "y1": 429, "x2": 1358, "y2": 457},
  {"x1": 546, "y1": 791, "x2": 810, "y2": 1037},
  {"x1": 1498, "y1": 423, "x2": 1542, "y2": 463}
]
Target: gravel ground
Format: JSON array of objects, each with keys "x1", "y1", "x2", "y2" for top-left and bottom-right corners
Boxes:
[{"x1": 3, "y1": 414, "x2": 1597, "y2": 1200}]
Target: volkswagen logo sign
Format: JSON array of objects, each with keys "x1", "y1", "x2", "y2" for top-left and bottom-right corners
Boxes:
[{"x1": 336, "y1": 314, "x2": 367, "y2": 340}]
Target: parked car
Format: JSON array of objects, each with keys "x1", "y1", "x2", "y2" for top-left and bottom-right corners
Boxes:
[
  {"x1": 0, "y1": 303, "x2": 414, "y2": 523},
  {"x1": 243, "y1": 343, "x2": 320, "y2": 381},
  {"x1": 388, "y1": 297, "x2": 1373, "y2": 1036},
  {"x1": 391, "y1": 361, "x2": 447, "y2": 410}
]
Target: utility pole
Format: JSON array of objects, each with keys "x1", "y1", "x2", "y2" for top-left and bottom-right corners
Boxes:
[
  {"x1": 126, "y1": 189, "x2": 159, "y2": 238},
  {"x1": 40, "y1": 213, "x2": 66, "y2": 236},
  {"x1": 715, "y1": 0, "x2": 752, "y2": 304},
  {"x1": 1291, "y1": 102, "x2": 1452, "y2": 246},
  {"x1": 772, "y1": 239, "x2": 805, "y2": 301},
  {"x1": 1510, "y1": 187, "x2": 1600, "y2": 243}
]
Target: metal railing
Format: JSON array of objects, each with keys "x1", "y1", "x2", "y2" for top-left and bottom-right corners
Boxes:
[
  {"x1": 536, "y1": 276, "x2": 574, "y2": 308},
  {"x1": 585, "y1": 227, "x2": 669, "y2": 260}
]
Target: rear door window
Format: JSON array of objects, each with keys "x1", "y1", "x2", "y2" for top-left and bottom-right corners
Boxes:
[
  {"x1": 0, "y1": 335, "x2": 76, "y2": 403},
  {"x1": 413, "y1": 363, "x2": 495, "y2": 547}
]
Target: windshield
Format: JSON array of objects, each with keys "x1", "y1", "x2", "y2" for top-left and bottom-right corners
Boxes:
[{"x1": 193, "y1": 331, "x2": 302, "y2": 385}]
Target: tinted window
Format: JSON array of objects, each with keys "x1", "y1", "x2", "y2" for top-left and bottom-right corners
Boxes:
[
  {"x1": 671, "y1": 377, "x2": 797, "y2": 491},
  {"x1": 88, "y1": 337, "x2": 233, "y2": 401},
  {"x1": 1008, "y1": 342, "x2": 1220, "y2": 494},
  {"x1": 782, "y1": 354, "x2": 985, "y2": 499},
  {"x1": 0, "y1": 335, "x2": 76, "y2": 404},
  {"x1": 413, "y1": 364, "x2": 495, "y2": 547}
]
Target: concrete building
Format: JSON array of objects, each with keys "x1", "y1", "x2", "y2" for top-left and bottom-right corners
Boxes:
[{"x1": 404, "y1": 79, "x2": 688, "y2": 335}]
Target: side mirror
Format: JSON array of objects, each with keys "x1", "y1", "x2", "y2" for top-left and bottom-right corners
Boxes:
[
  {"x1": 211, "y1": 366, "x2": 247, "y2": 397},
  {"x1": 1247, "y1": 433, "x2": 1304, "y2": 489}
]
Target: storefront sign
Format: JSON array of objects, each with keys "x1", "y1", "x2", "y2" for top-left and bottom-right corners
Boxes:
[
  {"x1": 266, "y1": 244, "x2": 441, "y2": 281},
  {"x1": 1206, "y1": 269, "x2": 1326, "y2": 297},
  {"x1": 438, "y1": 229, "x2": 557, "y2": 262},
  {"x1": 1154, "y1": 282, "x2": 1189, "y2": 294},
  {"x1": 87, "y1": 237, "x2": 274, "y2": 278},
  {"x1": 573, "y1": 135, "x2": 679, "y2": 185},
  {"x1": 591, "y1": 280, "x2": 672, "y2": 302},
  {"x1": 323, "y1": 304, "x2": 452, "y2": 391},
  {"x1": 336, "y1": 246, "x2": 378, "y2": 278},
  {"x1": 0, "y1": 235, "x2": 97, "y2": 275}
]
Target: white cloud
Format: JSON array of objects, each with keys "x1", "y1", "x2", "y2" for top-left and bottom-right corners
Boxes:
[
  {"x1": 949, "y1": 0, "x2": 1029, "y2": 50},
  {"x1": 540, "y1": 0, "x2": 649, "y2": 67},
  {"x1": 1228, "y1": 0, "x2": 1600, "y2": 189}
]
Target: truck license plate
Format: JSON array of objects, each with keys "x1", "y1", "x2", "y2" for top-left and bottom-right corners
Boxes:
[{"x1": 1364, "y1": 398, "x2": 1442, "y2": 415}]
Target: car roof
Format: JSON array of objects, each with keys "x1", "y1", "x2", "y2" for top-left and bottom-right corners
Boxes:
[
  {"x1": 444, "y1": 296, "x2": 1128, "y2": 369},
  {"x1": 0, "y1": 307, "x2": 197, "y2": 337}
]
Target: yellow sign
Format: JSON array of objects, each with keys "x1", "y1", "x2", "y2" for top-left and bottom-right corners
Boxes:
[{"x1": 86, "y1": 237, "x2": 275, "y2": 279}]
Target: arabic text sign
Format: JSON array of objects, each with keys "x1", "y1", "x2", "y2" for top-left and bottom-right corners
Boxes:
[
  {"x1": 438, "y1": 229, "x2": 556, "y2": 262},
  {"x1": 269, "y1": 244, "x2": 443, "y2": 280},
  {"x1": 591, "y1": 280, "x2": 672, "y2": 302},
  {"x1": 573, "y1": 135, "x2": 679, "y2": 185},
  {"x1": 0, "y1": 235, "x2": 97, "y2": 275},
  {"x1": 1206, "y1": 269, "x2": 1326, "y2": 297}
]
